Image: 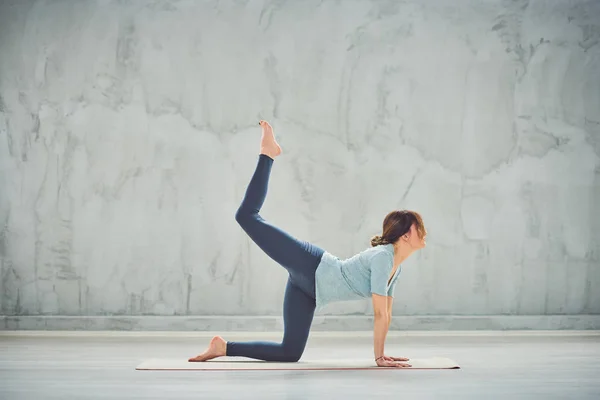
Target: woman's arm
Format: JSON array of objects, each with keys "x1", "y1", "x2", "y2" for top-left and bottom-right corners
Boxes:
[
  {"x1": 370, "y1": 253, "x2": 409, "y2": 367},
  {"x1": 373, "y1": 294, "x2": 411, "y2": 367},
  {"x1": 372, "y1": 294, "x2": 389, "y2": 360},
  {"x1": 387, "y1": 296, "x2": 393, "y2": 329}
]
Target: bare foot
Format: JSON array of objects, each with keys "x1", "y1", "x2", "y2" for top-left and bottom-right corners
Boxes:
[
  {"x1": 259, "y1": 120, "x2": 282, "y2": 159},
  {"x1": 188, "y1": 336, "x2": 227, "y2": 362}
]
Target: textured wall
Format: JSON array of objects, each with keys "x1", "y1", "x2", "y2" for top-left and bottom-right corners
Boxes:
[{"x1": 1, "y1": 0, "x2": 599, "y2": 322}]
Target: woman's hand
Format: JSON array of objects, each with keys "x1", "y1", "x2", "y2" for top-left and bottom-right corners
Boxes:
[
  {"x1": 383, "y1": 355, "x2": 410, "y2": 362},
  {"x1": 375, "y1": 356, "x2": 411, "y2": 368}
]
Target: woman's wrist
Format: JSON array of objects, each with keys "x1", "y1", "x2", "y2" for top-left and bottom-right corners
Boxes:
[{"x1": 375, "y1": 355, "x2": 385, "y2": 361}]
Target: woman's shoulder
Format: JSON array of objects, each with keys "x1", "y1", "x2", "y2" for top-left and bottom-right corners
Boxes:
[{"x1": 363, "y1": 245, "x2": 394, "y2": 264}]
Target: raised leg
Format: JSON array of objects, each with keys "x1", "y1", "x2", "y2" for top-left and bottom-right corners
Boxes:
[
  {"x1": 188, "y1": 122, "x2": 322, "y2": 364},
  {"x1": 235, "y1": 154, "x2": 324, "y2": 294}
]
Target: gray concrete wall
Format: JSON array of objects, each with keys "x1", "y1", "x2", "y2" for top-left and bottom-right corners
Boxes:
[{"x1": 0, "y1": 0, "x2": 599, "y2": 330}]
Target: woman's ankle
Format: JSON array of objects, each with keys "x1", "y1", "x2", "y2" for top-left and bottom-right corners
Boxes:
[{"x1": 260, "y1": 151, "x2": 275, "y2": 160}]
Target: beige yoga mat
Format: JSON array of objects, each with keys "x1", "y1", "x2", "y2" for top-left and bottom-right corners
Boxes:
[{"x1": 136, "y1": 357, "x2": 460, "y2": 370}]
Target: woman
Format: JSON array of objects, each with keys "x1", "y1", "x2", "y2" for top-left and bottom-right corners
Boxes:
[{"x1": 189, "y1": 121, "x2": 427, "y2": 368}]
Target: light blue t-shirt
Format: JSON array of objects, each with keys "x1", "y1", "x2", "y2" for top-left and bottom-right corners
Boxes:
[{"x1": 314, "y1": 243, "x2": 401, "y2": 310}]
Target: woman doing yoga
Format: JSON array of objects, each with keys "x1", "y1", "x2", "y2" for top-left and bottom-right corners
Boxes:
[{"x1": 189, "y1": 121, "x2": 427, "y2": 368}]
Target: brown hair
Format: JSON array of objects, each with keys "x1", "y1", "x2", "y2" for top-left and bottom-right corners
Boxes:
[{"x1": 370, "y1": 210, "x2": 426, "y2": 247}]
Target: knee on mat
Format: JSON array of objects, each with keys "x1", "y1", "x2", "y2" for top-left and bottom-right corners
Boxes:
[
  {"x1": 279, "y1": 346, "x2": 303, "y2": 362},
  {"x1": 279, "y1": 353, "x2": 302, "y2": 363}
]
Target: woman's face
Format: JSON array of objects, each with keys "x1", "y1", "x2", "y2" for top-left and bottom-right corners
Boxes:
[{"x1": 405, "y1": 224, "x2": 426, "y2": 249}]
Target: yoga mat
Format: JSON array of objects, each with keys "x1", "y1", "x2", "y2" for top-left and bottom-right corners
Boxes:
[{"x1": 136, "y1": 357, "x2": 460, "y2": 370}]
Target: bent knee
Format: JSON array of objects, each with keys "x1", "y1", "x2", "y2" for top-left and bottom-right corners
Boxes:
[
  {"x1": 280, "y1": 353, "x2": 301, "y2": 362},
  {"x1": 279, "y1": 345, "x2": 303, "y2": 362},
  {"x1": 234, "y1": 208, "x2": 244, "y2": 223},
  {"x1": 235, "y1": 208, "x2": 252, "y2": 224}
]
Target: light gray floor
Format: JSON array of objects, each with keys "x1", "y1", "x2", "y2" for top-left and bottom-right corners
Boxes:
[{"x1": 1, "y1": 331, "x2": 599, "y2": 399}]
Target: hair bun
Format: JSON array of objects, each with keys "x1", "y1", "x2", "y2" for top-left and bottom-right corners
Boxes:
[{"x1": 370, "y1": 235, "x2": 388, "y2": 247}]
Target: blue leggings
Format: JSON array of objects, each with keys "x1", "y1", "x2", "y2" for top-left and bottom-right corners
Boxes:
[{"x1": 227, "y1": 154, "x2": 325, "y2": 362}]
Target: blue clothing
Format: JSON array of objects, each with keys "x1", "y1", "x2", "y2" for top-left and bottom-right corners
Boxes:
[
  {"x1": 226, "y1": 154, "x2": 401, "y2": 362},
  {"x1": 227, "y1": 155, "x2": 325, "y2": 362},
  {"x1": 316, "y1": 245, "x2": 401, "y2": 310}
]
